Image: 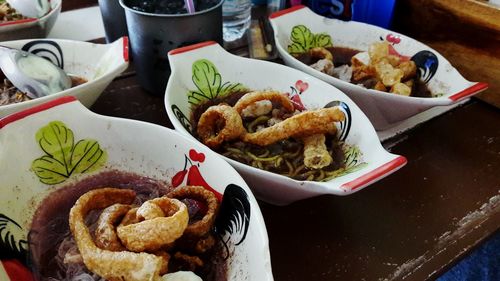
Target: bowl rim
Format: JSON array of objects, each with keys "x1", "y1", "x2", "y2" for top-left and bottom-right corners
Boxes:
[
  {"x1": 268, "y1": 5, "x2": 488, "y2": 105},
  {"x1": 164, "y1": 41, "x2": 407, "y2": 197},
  {"x1": 0, "y1": 95, "x2": 274, "y2": 281}
]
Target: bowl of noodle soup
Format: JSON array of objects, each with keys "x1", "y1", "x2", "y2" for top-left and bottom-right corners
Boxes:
[
  {"x1": 0, "y1": 0, "x2": 61, "y2": 41},
  {"x1": 0, "y1": 37, "x2": 129, "y2": 118},
  {"x1": 268, "y1": 5, "x2": 488, "y2": 130},
  {"x1": 165, "y1": 41, "x2": 407, "y2": 205},
  {"x1": 0, "y1": 97, "x2": 272, "y2": 281}
]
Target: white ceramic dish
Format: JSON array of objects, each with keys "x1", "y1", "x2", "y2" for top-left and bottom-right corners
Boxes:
[
  {"x1": 165, "y1": 41, "x2": 407, "y2": 205},
  {"x1": 0, "y1": 96, "x2": 273, "y2": 281},
  {"x1": 0, "y1": 37, "x2": 129, "y2": 118},
  {"x1": 269, "y1": 5, "x2": 488, "y2": 130},
  {"x1": 0, "y1": 0, "x2": 61, "y2": 41}
]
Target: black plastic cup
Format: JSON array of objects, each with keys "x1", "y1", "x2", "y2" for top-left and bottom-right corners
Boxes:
[
  {"x1": 119, "y1": 0, "x2": 223, "y2": 96},
  {"x1": 98, "y1": 0, "x2": 129, "y2": 43}
]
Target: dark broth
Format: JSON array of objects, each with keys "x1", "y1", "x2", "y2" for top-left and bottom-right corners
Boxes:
[
  {"x1": 29, "y1": 170, "x2": 227, "y2": 281},
  {"x1": 0, "y1": 74, "x2": 88, "y2": 106},
  {"x1": 295, "y1": 46, "x2": 361, "y2": 66},
  {"x1": 295, "y1": 46, "x2": 433, "y2": 98},
  {"x1": 191, "y1": 91, "x2": 346, "y2": 181}
]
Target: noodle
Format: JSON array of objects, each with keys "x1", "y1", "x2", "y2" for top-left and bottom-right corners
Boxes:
[
  {"x1": 220, "y1": 137, "x2": 347, "y2": 181},
  {"x1": 247, "y1": 116, "x2": 270, "y2": 133},
  {"x1": 194, "y1": 90, "x2": 359, "y2": 182}
]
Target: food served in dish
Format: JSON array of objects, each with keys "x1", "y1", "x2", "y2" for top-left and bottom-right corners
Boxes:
[
  {"x1": 30, "y1": 170, "x2": 226, "y2": 281},
  {"x1": 288, "y1": 25, "x2": 432, "y2": 97},
  {"x1": 192, "y1": 90, "x2": 362, "y2": 182},
  {"x1": 0, "y1": 75, "x2": 86, "y2": 105},
  {"x1": 0, "y1": 0, "x2": 27, "y2": 22}
]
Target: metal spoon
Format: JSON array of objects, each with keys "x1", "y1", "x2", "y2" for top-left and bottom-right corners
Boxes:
[
  {"x1": 0, "y1": 46, "x2": 72, "y2": 99},
  {"x1": 6, "y1": 0, "x2": 51, "y2": 18}
]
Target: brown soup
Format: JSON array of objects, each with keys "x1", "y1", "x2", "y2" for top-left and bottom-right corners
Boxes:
[
  {"x1": 295, "y1": 46, "x2": 432, "y2": 98},
  {"x1": 29, "y1": 170, "x2": 227, "y2": 281}
]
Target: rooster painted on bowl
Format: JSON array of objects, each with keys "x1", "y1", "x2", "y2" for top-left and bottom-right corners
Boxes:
[
  {"x1": 0, "y1": 97, "x2": 273, "y2": 281},
  {"x1": 269, "y1": 5, "x2": 488, "y2": 130},
  {"x1": 164, "y1": 41, "x2": 406, "y2": 205}
]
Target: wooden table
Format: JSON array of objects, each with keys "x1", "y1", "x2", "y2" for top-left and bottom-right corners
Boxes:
[{"x1": 69, "y1": 2, "x2": 500, "y2": 280}]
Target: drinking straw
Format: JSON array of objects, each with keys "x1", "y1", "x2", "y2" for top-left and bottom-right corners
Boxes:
[{"x1": 185, "y1": 0, "x2": 195, "y2": 13}]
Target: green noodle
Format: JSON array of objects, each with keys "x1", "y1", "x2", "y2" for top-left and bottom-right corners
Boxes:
[
  {"x1": 197, "y1": 91, "x2": 365, "y2": 182},
  {"x1": 246, "y1": 151, "x2": 280, "y2": 162},
  {"x1": 247, "y1": 116, "x2": 270, "y2": 133}
]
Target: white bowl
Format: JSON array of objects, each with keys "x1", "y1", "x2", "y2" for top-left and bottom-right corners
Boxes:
[
  {"x1": 0, "y1": 0, "x2": 61, "y2": 41},
  {"x1": 0, "y1": 37, "x2": 129, "y2": 118},
  {"x1": 165, "y1": 41, "x2": 406, "y2": 205},
  {"x1": 0, "y1": 96, "x2": 273, "y2": 281},
  {"x1": 269, "y1": 5, "x2": 488, "y2": 130}
]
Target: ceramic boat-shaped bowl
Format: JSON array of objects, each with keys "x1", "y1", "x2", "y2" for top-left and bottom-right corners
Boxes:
[
  {"x1": 0, "y1": 97, "x2": 272, "y2": 281},
  {"x1": 269, "y1": 5, "x2": 488, "y2": 130},
  {"x1": 0, "y1": 37, "x2": 129, "y2": 118},
  {"x1": 165, "y1": 41, "x2": 407, "y2": 205},
  {"x1": 0, "y1": 0, "x2": 61, "y2": 41}
]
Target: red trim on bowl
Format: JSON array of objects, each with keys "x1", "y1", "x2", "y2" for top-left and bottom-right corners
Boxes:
[
  {"x1": 0, "y1": 18, "x2": 37, "y2": 27},
  {"x1": 122, "y1": 36, "x2": 130, "y2": 62},
  {"x1": 1, "y1": 259, "x2": 33, "y2": 281},
  {"x1": 269, "y1": 5, "x2": 306, "y2": 19},
  {"x1": 169, "y1": 41, "x2": 217, "y2": 55},
  {"x1": 341, "y1": 156, "x2": 407, "y2": 191},
  {"x1": 448, "y1": 82, "x2": 488, "y2": 102},
  {"x1": 0, "y1": 96, "x2": 77, "y2": 129}
]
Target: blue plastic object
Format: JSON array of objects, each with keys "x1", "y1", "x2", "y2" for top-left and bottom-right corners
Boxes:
[
  {"x1": 437, "y1": 232, "x2": 500, "y2": 281},
  {"x1": 305, "y1": 0, "x2": 396, "y2": 28},
  {"x1": 352, "y1": 0, "x2": 396, "y2": 28}
]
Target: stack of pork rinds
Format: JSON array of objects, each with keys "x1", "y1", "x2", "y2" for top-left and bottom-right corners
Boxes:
[
  {"x1": 196, "y1": 91, "x2": 345, "y2": 170},
  {"x1": 68, "y1": 186, "x2": 218, "y2": 281}
]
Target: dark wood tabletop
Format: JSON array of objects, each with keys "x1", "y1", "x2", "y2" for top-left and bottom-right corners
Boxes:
[{"x1": 68, "y1": 1, "x2": 500, "y2": 280}]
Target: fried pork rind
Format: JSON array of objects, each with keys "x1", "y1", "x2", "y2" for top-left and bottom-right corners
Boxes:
[
  {"x1": 137, "y1": 200, "x2": 166, "y2": 219},
  {"x1": 390, "y1": 82, "x2": 412, "y2": 96},
  {"x1": 242, "y1": 107, "x2": 345, "y2": 146},
  {"x1": 197, "y1": 104, "x2": 246, "y2": 148},
  {"x1": 301, "y1": 134, "x2": 333, "y2": 169},
  {"x1": 233, "y1": 90, "x2": 295, "y2": 114},
  {"x1": 399, "y1": 60, "x2": 417, "y2": 81},
  {"x1": 369, "y1": 41, "x2": 391, "y2": 64},
  {"x1": 351, "y1": 56, "x2": 376, "y2": 83},
  {"x1": 349, "y1": 41, "x2": 419, "y2": 96},
  {"x1": 95, "y1": 203, "x2": 131, "y2": 251},
  {"x1": 240, "y1": 100, "x2": 272, "y2": 118},
  {"x1": 69, "y1": 188, "x2": 166, "y2": 281},
  {"x1": 117, "y1": 198, "x2": 189, "y2": 252},
  {"x1": 374, "y1": 60, "x2": 404, "y2": 87},
  {"x1": 167, "y1": 186, "x2": 219, "y2": 239}
]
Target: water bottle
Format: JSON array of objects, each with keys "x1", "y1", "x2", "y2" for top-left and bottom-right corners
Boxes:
[{"x1": 222, "y1": 0, "x2": 252, "y2": 42}]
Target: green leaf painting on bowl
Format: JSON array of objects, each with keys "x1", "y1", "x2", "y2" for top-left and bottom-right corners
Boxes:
[
  {"x1": 31, "y1": 121, "x2": 107, "y2": 185},
  {"x1": 288, "y1": 25, "x2": 333, "y2": 55},
  {"x1": 188, "y1": 59, "x2": 246, "y2": 105}
]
